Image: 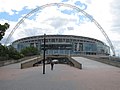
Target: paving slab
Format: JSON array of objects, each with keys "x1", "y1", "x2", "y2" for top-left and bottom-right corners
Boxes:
[{"x1": 0, "y1": 57, "x2": 120, "y2": 90}]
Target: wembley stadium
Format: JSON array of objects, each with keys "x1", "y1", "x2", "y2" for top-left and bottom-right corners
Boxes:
[{"x1": 12, "y1": 35, "x2": 110, "y2": 56}]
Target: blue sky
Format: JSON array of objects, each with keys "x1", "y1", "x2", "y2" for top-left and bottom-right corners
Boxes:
[
  {"x1": 0, "y1": 0, "x2": 120, "y2": 56},
  {"x1": 0, "y1": 0, "x2": 91, "y2": 26},
  {"x1": 0, "y1": 7, "x2": 30, "y2": 21},
  {"x1": 0, "y1": 1, "x2": 87, "y2": 21}
]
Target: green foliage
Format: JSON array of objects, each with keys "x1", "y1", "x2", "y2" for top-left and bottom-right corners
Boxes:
[
  {"x1": 0, "y1": 44, "x2": 9, "y2": 60},
  {"x1": 0, "y1": 23, "x2": 10, "y2": 40},
  {"x1": 20, "y1": 46, "x2": 39, "y2": 56},
  {"x1": 8, "y1": 45, "x2": 23, "y2": 60},
  {"x1": 0, "y1": 44, "x2": 23, "y2": 60}
]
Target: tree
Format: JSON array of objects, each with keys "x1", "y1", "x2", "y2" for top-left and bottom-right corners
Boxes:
[
  {"x1": 8, "y1": 45, "x2": 23, "y2": 60},
  {"x1": 0, "y1": 23, "x2": 10, "y2": 41},
  {"x1": 0, "y1": 45, "x2": 23, "y2": 60},
  {"x1": 20, "y1": 46, "x2": 39, "y2": 56},
  {"x1": 0, "y1": 44, "x2": 9, "y2": 60}
]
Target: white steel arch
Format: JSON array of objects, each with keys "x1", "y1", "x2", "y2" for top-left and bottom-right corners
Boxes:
[{"x1": 5, "y1": 3, "x2": 116, "y2": 56}]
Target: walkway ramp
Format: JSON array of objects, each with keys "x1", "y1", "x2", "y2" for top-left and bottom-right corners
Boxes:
[{"x1": 72, "y1": 57, "x2": 119, "y2": 69}]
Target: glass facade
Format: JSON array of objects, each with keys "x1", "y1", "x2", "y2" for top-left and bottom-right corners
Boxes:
[{"x1": 12, "y1": 35, "x2": 110, "y2": 56}]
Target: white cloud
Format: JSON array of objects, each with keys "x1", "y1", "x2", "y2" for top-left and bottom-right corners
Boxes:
[{"x1": 0, "y1": 0, "x2": 120, "y2": 56}]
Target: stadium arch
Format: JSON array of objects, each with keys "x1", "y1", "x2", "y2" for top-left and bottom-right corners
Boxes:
[{"x1": 4, "y1": 3, "x2": 116, "y2": 56}]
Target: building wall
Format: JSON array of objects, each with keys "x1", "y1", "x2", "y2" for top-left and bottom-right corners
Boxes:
[{"x1": 12, "y1": 35, "x2": 110, "y2": 56}]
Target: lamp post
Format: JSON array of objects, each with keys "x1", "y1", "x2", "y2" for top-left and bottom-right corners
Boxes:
[{"x1": 43, "y1": 34, "x2": 46, "y2": 74}]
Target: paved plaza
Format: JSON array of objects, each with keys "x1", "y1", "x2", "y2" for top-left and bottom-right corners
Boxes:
[{"x1": 0, "y1": 57, "x2": 120, "y2": 90}]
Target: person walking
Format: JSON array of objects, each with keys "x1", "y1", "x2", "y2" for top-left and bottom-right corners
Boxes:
[{"x1": 51, "y1": 62, "x2": 54, "y2": 70}]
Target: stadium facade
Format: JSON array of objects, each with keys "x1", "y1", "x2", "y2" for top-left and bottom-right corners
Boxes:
[{"x1": 12, "y1": 35, "x2": 110, "y2": 56}]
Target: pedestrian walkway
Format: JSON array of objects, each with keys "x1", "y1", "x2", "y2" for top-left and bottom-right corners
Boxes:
[
  {"x1": 0, "y1": 57, "x2": 120, "y2": 90},
  {"x1": 72, "y1": 57, "x2": 118, "y2": 69}
]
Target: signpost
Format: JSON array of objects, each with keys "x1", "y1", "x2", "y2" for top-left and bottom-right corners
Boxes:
[{"x1": 43, "y1": 34, "x2": 46, "y2": 74}]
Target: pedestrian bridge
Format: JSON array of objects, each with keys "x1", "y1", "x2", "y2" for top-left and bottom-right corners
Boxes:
[{"x1": 2, "y1": 56, "x2": 118, "y2": 70}]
